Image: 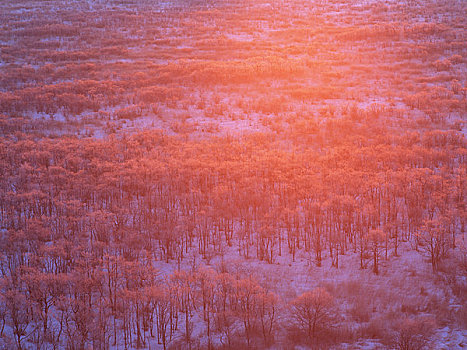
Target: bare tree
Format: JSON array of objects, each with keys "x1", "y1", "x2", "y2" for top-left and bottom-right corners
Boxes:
[{"x1": 290, "y1": 288, "x2": 333, "y2": 341}]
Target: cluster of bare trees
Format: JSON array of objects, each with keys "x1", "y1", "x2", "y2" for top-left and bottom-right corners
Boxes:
[
  {"x1": 0, "y1": 0, "x2": 465, "y2": 348},
  {"x1": 0, "y1": 120, "x2": 464, "y2": 348}
]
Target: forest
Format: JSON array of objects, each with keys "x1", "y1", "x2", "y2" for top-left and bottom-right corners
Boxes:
[{"x1": 0, "y1": 0, "x2": 466, "y2": 349}]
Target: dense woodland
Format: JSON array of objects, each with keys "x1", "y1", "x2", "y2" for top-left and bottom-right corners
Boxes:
[{"x1": 0, "y1": 0, "x2": 466, "y2": 349}]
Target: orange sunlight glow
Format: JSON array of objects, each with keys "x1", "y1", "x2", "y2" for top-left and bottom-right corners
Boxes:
[{"x1": 0, "y1": 0, "x2": 465, "y2": 349}]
